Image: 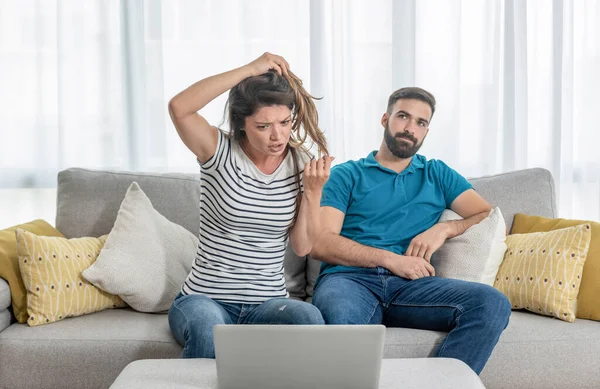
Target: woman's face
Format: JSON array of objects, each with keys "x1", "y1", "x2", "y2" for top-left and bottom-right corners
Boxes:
[{"x1": 243, "y1": 105, "x2": 293, "y2": 157}]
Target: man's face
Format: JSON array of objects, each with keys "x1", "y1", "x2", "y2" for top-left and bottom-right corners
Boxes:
[{"x1": 382, "y1": 99, "x2": 431, "y2": 159}]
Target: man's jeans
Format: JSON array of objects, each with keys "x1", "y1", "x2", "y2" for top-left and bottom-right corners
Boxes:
[
  {"x1": 312, "y1": 267, "x2": 511, "y2": 374},
  {"x1": 168, "y1": 293, "x2": 325, "y2": 358}
]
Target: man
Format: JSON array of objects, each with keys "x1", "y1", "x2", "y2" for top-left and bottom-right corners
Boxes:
[{"x1": 310, "y1": 87, "x2": 511, "y2": 374}]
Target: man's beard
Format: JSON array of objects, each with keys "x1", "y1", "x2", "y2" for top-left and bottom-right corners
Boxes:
[{"x1": 383, "y1": 123, "x2": 424, "y2": 159}]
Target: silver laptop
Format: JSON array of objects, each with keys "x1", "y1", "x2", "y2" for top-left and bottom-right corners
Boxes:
[{"x1": 214, "y1": 324, "x2": 385, "y2": 389}]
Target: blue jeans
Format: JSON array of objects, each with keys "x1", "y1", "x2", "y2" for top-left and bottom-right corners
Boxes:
[
  {"x1": 168, "y1": 293, "x2": 325, "y2": 358},
  {"x1": 312, "y1": 268, "x2": 511, "y2": 374}
]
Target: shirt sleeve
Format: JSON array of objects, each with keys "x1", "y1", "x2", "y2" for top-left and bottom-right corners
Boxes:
[
  {"x1": 197, "y1": 129, "x2": 227, "y2": 173},
  {"x1": 320, "y1": 163, "x2": 354, "y2": 214},
  {"x1": 434, "y1": 160, "x2": 473, "y2": 208}
]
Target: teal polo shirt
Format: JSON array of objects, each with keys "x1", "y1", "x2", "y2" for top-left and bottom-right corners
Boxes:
[{"x1": 318, "y1": 152, "x2": 472, "y2": 280}]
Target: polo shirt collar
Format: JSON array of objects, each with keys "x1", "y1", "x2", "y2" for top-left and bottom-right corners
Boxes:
[{"x1": 365, "y1": 151, "x2": 425, "y2": 174}]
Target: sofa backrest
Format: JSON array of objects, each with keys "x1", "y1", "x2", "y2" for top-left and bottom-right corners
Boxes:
[
  {"x1": 56, "y1": 168, "x2": 201, "y2": 238},
  {"x1": 468, "y1": 167, "x2": 557, "y2": 231},
  {"x1": 56, "y1": 166, "x2": 557, "y2": 301}
]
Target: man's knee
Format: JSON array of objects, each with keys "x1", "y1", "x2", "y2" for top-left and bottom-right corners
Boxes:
[
  {"x1": 313, "y1": 278, "x2": 377, "y2": 325},
  {"x1": 472, "y1": 284, "x2": 512, "y2": 329}
]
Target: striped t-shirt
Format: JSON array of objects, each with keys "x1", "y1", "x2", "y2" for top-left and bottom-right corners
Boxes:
[{"x1": 181, "y1": 130, "x2": 312, "y2": 303}]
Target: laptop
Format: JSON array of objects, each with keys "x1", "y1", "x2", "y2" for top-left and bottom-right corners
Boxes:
[{"x1": 214, "y1": 324, "x2": 385, "y2": 389}]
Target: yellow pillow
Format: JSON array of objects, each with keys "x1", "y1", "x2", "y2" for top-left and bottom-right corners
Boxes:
[
  {"x1": 494, "y1": 224, "x2": 591, "y2": 322},
  {"x1": 16, "y1": 229, "x2": 126, "y2": 326},
  {"x1": 511, "y1": 214, "x2": 600, "y2": 321},
  {"x1": 0, "y1": 220, "x2": 64, "y2": 323}
]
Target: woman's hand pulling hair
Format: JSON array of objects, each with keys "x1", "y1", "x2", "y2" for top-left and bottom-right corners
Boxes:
[
  {"x1": 303, "y1": 156, "x2": 335, "y2": 195},
  {"x1": 245, "y1": 52, "x2": 290, "y2": 77}
]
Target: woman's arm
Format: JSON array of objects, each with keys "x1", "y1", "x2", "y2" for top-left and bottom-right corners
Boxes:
[
  {"x1": 168, "y1": 52, "x2": 290, "y2": 163},
  {"x1": 289, "y1": 156, "x2": 334, "y2": 256}
]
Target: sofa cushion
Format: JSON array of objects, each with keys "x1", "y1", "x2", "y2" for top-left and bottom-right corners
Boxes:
[
  {"x1": 382, "y1": 311, "x2": 600, "y2": 389},
  {"x1": 1, "y1": 310, "x2": 598, "y2": 389},
  {"x1": 511, "y1": 213, "x2": 600, "y2": 321},
  {"x1": 494, "y1": 224, "x2": 591, "y2": 322},
  {"x1": 0, "y1": 278, "x2": 10, "y2": 310},
  {"x1": 480, "y1": 312, "x2": 600, "y2": 389},
  {"x1": 56, "y1": 168, "x2": 201, "y2": 238},
  {"x1": 0, "y1": 308, "x2": 182, "y2": 389},
  {"x1": 16, "y1": 230, "x2": 126, "y2": 326},
  {"x1": 83, "y1": 182, "x2": 198, "y2": 313},
  {"x1": 432, "y1": 206, "x2": 507, "y2": 285},
  {"x1": 0, "y1": 220, "x2": 64, "y2": 323}
]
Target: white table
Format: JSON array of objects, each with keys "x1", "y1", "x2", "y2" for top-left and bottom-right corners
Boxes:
[{"x1": 110, "y1": 358, "x2": 485, "y2": 389}]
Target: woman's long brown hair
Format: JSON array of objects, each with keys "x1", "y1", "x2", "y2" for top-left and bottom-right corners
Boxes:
[{"x1": 226, "y1": 70, "x2": 329, "y2": 232}]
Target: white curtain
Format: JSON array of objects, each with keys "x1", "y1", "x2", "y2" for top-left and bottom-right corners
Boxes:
[{"x1": 1, "y1": 0, "x2": 599, "y2": 228}]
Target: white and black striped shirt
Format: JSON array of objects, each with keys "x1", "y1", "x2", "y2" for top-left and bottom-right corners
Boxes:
[{"x1": 181, "y1": 130, "x2": 311, "y2": 303}]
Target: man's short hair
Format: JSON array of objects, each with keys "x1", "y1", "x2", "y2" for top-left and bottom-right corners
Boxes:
[{"x1": 387, "y1": 87, "x2": 436, "y2": 119}]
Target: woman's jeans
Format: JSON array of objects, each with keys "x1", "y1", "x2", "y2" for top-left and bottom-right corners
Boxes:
[
  {"x1": 312, "y1": 268, "x2": 511, "y2": 374},
  {"x1": 168, "y1": 293, "x2": 324, "y2": 358}
]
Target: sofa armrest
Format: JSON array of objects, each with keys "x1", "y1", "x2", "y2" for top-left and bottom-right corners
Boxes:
[
  {"x1": 0, "y1": 277, "x2": 13, "y2": 332},
  {"x1": 0, "y1": 309, "x2": 13, "y2": 333}
]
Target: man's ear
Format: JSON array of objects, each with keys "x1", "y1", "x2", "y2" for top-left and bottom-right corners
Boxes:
[{"x1": 381, "y1": 112, "x2": 389, "y2": 128}]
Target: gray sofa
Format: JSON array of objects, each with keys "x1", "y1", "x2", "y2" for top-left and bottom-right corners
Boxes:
[{"x1": 0, "y1": 167, "x2": 599, "y2": 389}]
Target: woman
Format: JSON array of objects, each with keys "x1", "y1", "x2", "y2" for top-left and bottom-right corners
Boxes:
[{"x1": 167, "y1": 52, "x2": 333, "y2": 358}]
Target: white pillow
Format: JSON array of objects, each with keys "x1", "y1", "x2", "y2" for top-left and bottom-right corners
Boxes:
[
  {"x1": 83, "y1": 182, "x2": 198, "y2": 312},
  {"x1": 430, "y1": 206, "x2": 507, "y2": 286}
]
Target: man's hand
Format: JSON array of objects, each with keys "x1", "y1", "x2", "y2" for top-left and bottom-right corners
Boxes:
[
  {"x1": 405, "y1": 223, "x2": 451, "y2": 262},
  {"x1": 384, "y1": 254, "x2": 435, "y2": 280}
]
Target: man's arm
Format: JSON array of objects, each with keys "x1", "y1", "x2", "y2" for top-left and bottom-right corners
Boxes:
[
  {"x1": 445, "y1": 188, "x2": 492, "y2": 238},
  {"x1": 311, "y1": 206, "x2": 435, "y2": 279},
  {"x1": 405, "y1": 189, "x2": 492, "y2": 261}
]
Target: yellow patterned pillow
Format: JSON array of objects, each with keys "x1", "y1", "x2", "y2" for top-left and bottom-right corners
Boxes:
[
  {"x1": 0, "y1": 220, "x2": 64, "y2": 323},
  {"x1": 511, "y1": 213, "x2": 600, "y2": 321},
  {"x1": 494, "y1": 224, "x2": 591, "y2": 322},
  {"x1": 16, "y1": 229, "x2": 126, "y2": 326}
]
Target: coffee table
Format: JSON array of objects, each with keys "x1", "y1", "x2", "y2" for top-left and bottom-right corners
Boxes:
[{"x1": 110, "y1": 358, "x2": 485, "y2": 388}]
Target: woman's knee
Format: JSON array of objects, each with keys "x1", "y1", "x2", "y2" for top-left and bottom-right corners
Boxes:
[
  {"x1": 269, "y1": 299, "x2": 325, "y2": 324},
  {"x1": 295, "y1": 302, "x2": 325, "y2": 324},
  {"x1": 168, "y1": 294, "x2": 229, "y2": 342}
]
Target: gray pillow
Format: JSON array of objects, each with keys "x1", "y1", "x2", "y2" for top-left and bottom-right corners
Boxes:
[
  {"x1": 83, "y1": 182, "x2": 198, "y2": 312},
  {"x1": 284, "y1": 245, "x2": 308, "y2": 300}
]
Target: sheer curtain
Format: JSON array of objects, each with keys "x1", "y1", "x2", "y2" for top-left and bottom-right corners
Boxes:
[{"x1": 1, "y1": 0, "x2": 599, "y2": 229}]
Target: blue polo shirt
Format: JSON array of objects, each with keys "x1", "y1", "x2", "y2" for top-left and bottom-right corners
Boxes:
[{"x1": 318, "y1": 152, "x2": 472, "y2": 279}]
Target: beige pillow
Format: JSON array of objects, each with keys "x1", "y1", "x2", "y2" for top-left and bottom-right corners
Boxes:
[
  {"x1": 83, "y1": 182, "x2": 197, "y2": 313},
  {"x1": 432, "y1": 207, "x2": 507, "y2": 286},
  {"x1": 16, "y1": 229, "x2": 125, "y2": 326},
  {"x1": 494, "y1": 224, "x2": 591, "y2": 322}
]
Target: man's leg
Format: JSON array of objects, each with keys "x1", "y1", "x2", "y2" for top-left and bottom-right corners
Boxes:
[
  {"x1": 383, "y1": 276, "x2": 511, "y2": 374},
  {"x1": 312, "y1": 272, "x2": 384, "y2": 324},
  {"x1": 168, "y1": 293, "x2": 235, "y2": 358},
  {"x1": 242, "y1": 298, "x2": 325, "y2": 324}
]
